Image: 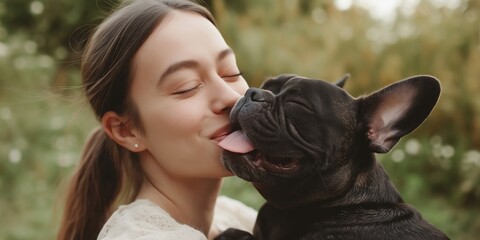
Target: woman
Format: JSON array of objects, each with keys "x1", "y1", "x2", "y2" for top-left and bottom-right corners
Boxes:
[{"x1": 57, "y1": 0, "x2": 256, "y2": 239}]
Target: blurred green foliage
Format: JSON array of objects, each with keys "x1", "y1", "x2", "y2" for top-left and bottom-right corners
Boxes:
[{"x1": 0, "y1": 0, "x2": 479, "y2": 239}]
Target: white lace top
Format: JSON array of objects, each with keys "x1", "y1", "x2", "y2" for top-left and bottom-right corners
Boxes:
[{"x1": 97, "y1": 196, "x2": 257, "y2": 240}]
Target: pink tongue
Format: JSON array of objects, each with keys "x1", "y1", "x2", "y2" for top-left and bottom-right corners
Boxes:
[{"x1": 218, "y1": 130, "x2": 255, "y2": 153}]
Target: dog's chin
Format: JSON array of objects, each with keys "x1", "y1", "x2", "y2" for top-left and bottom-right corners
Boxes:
[{"x1": 222, "y1": 150, "x2": 301, "y2": 183}]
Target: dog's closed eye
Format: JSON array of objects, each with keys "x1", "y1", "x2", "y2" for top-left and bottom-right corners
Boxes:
[{"x1": 286, "y1": 100, "x2": 313, "y2": 113}]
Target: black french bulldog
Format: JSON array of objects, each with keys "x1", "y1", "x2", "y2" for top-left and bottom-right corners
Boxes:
[{"x1": 216, "y1": 74, "x2": 449, "y2": 240}]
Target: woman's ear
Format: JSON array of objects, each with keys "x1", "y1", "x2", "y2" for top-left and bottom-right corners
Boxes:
[{"x1": 101, "y1": 111, "x2": 146, "y2": 152}]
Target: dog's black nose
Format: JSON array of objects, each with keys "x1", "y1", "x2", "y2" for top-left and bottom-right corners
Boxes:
[{"x1": 245, "y1": 88, "x2": 272, "y2": 102}]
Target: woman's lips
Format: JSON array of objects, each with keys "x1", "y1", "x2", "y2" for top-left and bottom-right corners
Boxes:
[{"x1": 211, "y1": 125, "x2": 231, "y2": 143}]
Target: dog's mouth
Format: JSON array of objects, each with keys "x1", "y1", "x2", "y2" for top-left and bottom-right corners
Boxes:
[
  {"x1": 250, "y1": 151, "x2": 301, "y2": 173},
  {"x1": 218, "y1": 129, "x2": 256, "y2": 154},
  {"x1": 219, "y1": 130, "x2": 300, "y2": 174}
]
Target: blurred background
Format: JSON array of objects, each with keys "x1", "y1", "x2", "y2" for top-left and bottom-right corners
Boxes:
[{"x1": 0, "y1": 0, "x2": 479, "y2": 239}]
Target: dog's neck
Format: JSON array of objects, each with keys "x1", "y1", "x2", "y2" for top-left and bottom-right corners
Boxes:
[
  {"x1": 317, "y1": 136, "x2": 405, "y2": 208},
  {"x1": 254, "y1": 150, "x2": 404, "y2": 210},
  {"x1": 327, "y1": 158, "x2": 404, "y2": 207}
]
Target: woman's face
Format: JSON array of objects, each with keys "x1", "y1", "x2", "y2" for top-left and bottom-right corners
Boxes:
[{"x1": 130, "y1": 11, "x2": 249, "y2": 178}]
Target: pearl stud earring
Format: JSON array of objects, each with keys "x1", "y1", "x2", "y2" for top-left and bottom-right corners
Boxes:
[{"x1": 134, "y1": 143, "x2": 139, "y2": 148}]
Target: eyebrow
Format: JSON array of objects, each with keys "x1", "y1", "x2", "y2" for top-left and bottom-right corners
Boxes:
[{"x1": 157, "y1": 48, "x2": 234, "y2": 85}]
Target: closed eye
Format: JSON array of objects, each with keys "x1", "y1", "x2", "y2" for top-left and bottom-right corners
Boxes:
[
  {"x1": 286, "y1": 100, "x2": 313, "y2": 113},
  {"x1": 173, "y1": 84, "x2": 202, "y2": 96},
  {"x1": 221, "y1": 72, "x2": 243, "y2": 82}
]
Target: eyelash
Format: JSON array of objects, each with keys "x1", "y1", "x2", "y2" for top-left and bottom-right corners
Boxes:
[
  {"x1": 173, "y1": 85, "x2": 202, "y2": 95},
  {"x1": 222, "y1": 72, "x2": 243, "y2": 81},
  {"x1": 172, "y1": 72, "x2": 242, "y2": 96}
]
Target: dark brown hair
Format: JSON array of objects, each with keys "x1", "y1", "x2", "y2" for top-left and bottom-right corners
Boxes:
[{"x1": 57, "y1": 1, "x2": 215, "y2": 239}]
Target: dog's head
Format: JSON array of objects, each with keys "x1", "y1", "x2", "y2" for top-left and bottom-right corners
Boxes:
[{"x1": 219, "y1": 74, "x2": 440, "y2": 207}]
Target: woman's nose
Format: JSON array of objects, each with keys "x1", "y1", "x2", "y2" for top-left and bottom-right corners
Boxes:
[{"x1": 210, "y1": 79, "x2": 244, "y2": 114}]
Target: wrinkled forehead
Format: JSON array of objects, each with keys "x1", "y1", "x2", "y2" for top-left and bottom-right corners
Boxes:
[{"x1": 261, "y1": 75, "x2": 339, "y2": 95}]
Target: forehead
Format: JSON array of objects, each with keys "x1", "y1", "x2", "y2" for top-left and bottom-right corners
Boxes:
[{"x1": 133, "y1": 10, "x2": 228, "y2": 72}]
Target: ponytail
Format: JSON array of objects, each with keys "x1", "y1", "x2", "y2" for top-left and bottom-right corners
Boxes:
[{"x1": 57, "y1": 127, "x2": 142, "y2": 240}]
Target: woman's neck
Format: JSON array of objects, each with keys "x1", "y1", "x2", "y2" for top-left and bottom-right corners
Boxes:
[{"x1": 136, "y1": 159, "x2": 222, "y2": 236}]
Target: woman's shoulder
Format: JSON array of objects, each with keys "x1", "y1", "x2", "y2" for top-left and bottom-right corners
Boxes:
[
  {"x1": 97, "y1": 199, "x2": 206, "y2": 240},
  {"x1": 213, "y1": 196, "x2": 258, "y2": 233}
]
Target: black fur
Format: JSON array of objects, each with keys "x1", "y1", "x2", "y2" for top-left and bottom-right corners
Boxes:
[{"x1": 216, "y1": 74, "x2": 449, "y2": 240}]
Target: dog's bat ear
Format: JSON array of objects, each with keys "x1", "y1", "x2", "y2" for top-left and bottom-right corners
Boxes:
[
  {"x1": 334, "y1": 74, "x2": 350, "y2": 88},
  {"x1": 359, "y1": 75, "x2": 441, "y2": 153}
]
